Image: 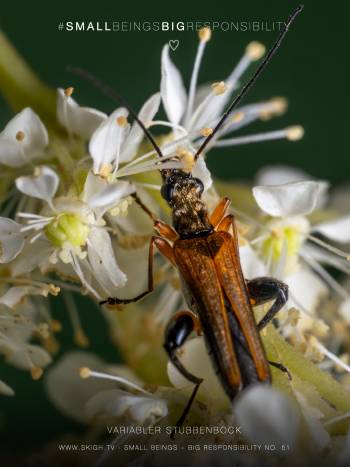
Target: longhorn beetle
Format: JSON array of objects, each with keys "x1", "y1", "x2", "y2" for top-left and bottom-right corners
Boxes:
[{"x1": 75, "y1": 4, "x2": 303, "y2": 431}]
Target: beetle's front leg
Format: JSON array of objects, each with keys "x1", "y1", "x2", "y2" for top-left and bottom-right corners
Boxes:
[
  {"x1": 164, "y1": 311, "x2": 203, "y2": 436},
  {"x1": 246, "y1": 277, "x2": 289, "y2": 330}
]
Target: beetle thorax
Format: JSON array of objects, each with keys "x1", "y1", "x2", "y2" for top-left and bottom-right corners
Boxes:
[{"x1": 170, "y1": 176, "x2": 213, "y2": 239}]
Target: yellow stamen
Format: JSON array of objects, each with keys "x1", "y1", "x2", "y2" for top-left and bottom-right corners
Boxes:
[
  {"x1": 31, "y1": 366, "x2": 43, "y2": 380},
  {"x1": 64, "y1": 86, "x2": 74, "y2": 97},
  {"x1": 211, "y1": 81, "x2": 227, "y2": 95},
  {"x1": 116, "y1": 116, "x2": 128, "y2": 127},
  {"x1": 177, "y1": 148, "x2": 195, "y2": 172},
  {"x1": 36, "y1": 323, "x2": 50, "y2": 339},
  {"x1": 286, "y1": 125, "x2": 304, "y2": 141},
  {"x1": 74, "y1": 328, "x2": 90, "y2": 348},
  {"x1": 79, "y1": 366, "x2": 91, "y2": 379},
  {"x1": 200, "y1": 127, "x2": 213, "y2": 137},
  {"x1": 246, "y1": 41, "x2": 266, "y2": 61},
  {"x1": 99, "y1": 163, "x2": 113, "y2": 178},
  {"x1": 231, "y1": 112, "x2": 245, "y2": 123},
  {"x1": 198, "y1": 26, "x2": 211, "y2": 42},
  {"x1": 50, "y1": 320, "x2": 62, "y2": 332},
  {"x1": 43, "y1": 335, "x2": 60, "y2": 355},
  {"x1": 16, "y1": 131, "x2": 25, "y2": 141}
]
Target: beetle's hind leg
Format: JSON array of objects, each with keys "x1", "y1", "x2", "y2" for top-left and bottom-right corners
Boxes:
[{"x1": 164, "y1": 311, "x2": 203, "y2": 437}]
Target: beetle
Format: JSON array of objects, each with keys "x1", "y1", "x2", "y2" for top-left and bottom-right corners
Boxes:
[{"x1": 93, "y1": 4, "x2": 304, "y2": 429}]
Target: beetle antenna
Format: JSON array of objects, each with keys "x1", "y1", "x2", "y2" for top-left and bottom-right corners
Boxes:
[
  {"x1": 67, "y1": 66, "x2": 165, "y2": 159},
  {"x1": 194, "y1": 4, "x2": 304, "y2": 160}
]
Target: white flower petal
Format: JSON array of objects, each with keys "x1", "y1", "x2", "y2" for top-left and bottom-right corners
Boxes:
[
  {"x1": 233, "y1": 385, "x2": 299, "y2": 446},
  {"x1": 0, "y1": 379, "x2": 15, "y2": 396},
  {"x1": 113, "y1": 244, "x2": 149, "y2": 299},
  {"x1": 294, "y1": 391, "x2": 330, "y2": 450},
  {"x1": 191, "y1": 156, "x2": 212, "y2": 192},
  {"x1": 313, "y1": 215, "x2": 350, "y2": 243},
  {"x1": 10, "y1": 238, "x2": 53, "y2": 276},
  {"x1": 160, "y1": 45, "x2": 187, "y2": 125},
  {"x1": 84, "y1": 170, "x2": 134, "y2": 212},
  {"x1": 57, "y1": 88, "x2": 106, "y2": 139},
  {"x1": 0, "y1": 108, "x2": 48, "y2": 167},
  {"x1": 88, "y1": 227, "x2": 127, "y2": 293},
  {"x1": 15, "y1": 166, "x2": 59, "y2": 202},
  {"x1": 253, "y1": 181, "x2": 323, "y2": 217},
  {"x1": 7, "y1": 343, "x2": 52, "y2": 370},
  {"x1": 0, "y1": 286, "x2": 39, "y2": 309},
  {"x1": 339, "y1": 298, "x2": 350, "y2": 324},
  {"x1": 121, "y1": 93, "x2": 161, "y2": 162},
  {"x1": 45, "y1": 351, "x2": 117, "y2": 423},
  {"x1": 286, "y1": 267, "x2": 328, "y2": 318},
  {"x1": 255, "y1": 165, "x2": 312, "y2": 186},
  {"x1": 0, "y1": 217, "x2": 25, "y2": 263},
  {"x1": 89, "y1": 107, "x2": 129, "y2": 174},
  {"x1": 86, "y1": 389, "x2": 168, "y2": 424},
  {"x1": 239, "y1": 244, "x2": 267, "y2": 279}
]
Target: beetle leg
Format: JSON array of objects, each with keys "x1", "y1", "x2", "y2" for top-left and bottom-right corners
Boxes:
[
  {"x1": 100, "y1": 236, "x2": 175, "y2": 306},
  {"x1": 164, "y1": 312, "x2": 203, "y2": 385},
  {"x1": 216, "y1": 214, "x2": 235, "y2": 233},
  {"x1": 164, "y1": 312, "x2": 203, "y2": 437},
  {"x1": 246, "y1": 277, "x2": 289, "y2": 330},
  {"x1": 154, "y1": 219, "x2": 178, "y2": 242},
  {"x1": 268, "y1": 360, "x2": 292, "y2": 380},
  {"x1": 210, "y1": 197, "x2": 231, "y2": 228}
]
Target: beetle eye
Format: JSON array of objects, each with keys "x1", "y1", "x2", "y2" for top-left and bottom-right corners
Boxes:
[
  {"x1": 194, "y1": 178, "x2": 204, "y2": 195},
  {"x1": 161, "y1": 183, "x2": 174, "y2": 203}
]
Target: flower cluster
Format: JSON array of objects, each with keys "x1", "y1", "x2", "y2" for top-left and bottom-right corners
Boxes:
[{"x1": 0, "y1": 26, "x2": 350, "y2": 466}]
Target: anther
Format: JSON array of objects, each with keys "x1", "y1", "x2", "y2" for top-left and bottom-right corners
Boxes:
[
  {"x1": 31, "y1": 366, "x2": 43, "y2": 380},
  {"x1": 64, "y1": 86, "x2": 74, "y2": 97},
  {"x1": 211, "y1": 81, "x2": 227, "y2": 95},
  {"x1": 79, "y1": 367, "x2": 91, "y2": 379},
  {"x1": 286, "y1": 125, "x2": 304, "y2": 141},
  {"x1": 246, "y1": 41, "x2": 266, "y2": 61},
  {"x1": 74, "y1": 328, "x2": 90, "y2": 348},
  {"x1": 16, "y1": 131, "x2": 25, "y2": 141},
  {"x1": 116, "y1": 116, "x2": 128, "y2": 127},
  {"x1": 200, "y1": 127, "x2": 213, "y2": 137},
  {"x1": 198, "y1": 26, "x2": 212, "y2": 42},
  {"x1": 231, "y1": 112, "x2": 245, "y2": 123},
  {"x1": 177, "y1": 148, "x2": 195, "y2": 173}
]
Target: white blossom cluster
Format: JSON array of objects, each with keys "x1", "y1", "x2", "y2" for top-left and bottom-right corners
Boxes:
[{"x1": 1, "y1": 27, "x2": 350, "y2": 464}]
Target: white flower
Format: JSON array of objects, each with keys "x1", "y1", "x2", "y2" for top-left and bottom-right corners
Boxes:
[
  {"x1": 89, "y1": 93, "x2": 171, "y2": 179},
  {"x1": 157, "y1": 32, "x2": 303, "y2": 168},
  {"x1": 57, "y1": 87, "x2": 107, "y2": 139},
  {"x1": 0, "y1": 108, "x2": 48, "y2": 167},
  {"x1": 8, "y1": 166, "x2": 135, "y2": 300},
  {"x1": 0, "y1": 217, "x2": 25, "y2": 263},
  {"x1": 233, "y1": 385, "x2": 300, "y2": 447},
  {"x1": 0, "y1": 300, "x2": 52, "y2": 381},
  {"x1": 45, "y1": 351, "x2": 168, "y2": 425},
  {"x1": 252, "y1": 178, "x2": 350, "y2": 329}
]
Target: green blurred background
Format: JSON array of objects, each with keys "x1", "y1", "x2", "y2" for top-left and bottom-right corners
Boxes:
[{"x1": 0, "y1": 0, "x2": 349, "y2": 453}]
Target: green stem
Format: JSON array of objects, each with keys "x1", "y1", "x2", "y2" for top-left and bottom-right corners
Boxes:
[{"x1": 0, "y1": 30, "x2": 56, "y2": 124}]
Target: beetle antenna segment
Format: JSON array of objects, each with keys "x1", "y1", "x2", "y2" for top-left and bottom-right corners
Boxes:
[
  {"x1": 67, "y1": 66, "x2": 165, "y2": 159},
  {"x1": 194, "y1": 4, "x2": 304, "y2": 160}
]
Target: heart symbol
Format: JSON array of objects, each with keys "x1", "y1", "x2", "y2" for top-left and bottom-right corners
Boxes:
[{"x1": 169, "y1": 40, "x2": 179, "y2": 51}]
